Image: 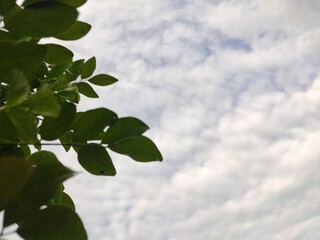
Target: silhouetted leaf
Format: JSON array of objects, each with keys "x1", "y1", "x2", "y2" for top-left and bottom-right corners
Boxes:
[
  {"x1": 78, "y1": 144, "x2": 116, "y2": 176},
  {"x1": 0, "y1": 0, "x2": 16, "y2": 15},
  {"x1": 109, "y1": 136, "x2": 163, "y2": 162},
  {"x1": 5, "y1": 2, "x2": 78, "y2": 37},
  {"x1": 55, "y1": 21, "x2": 91, "y2": 40},
  {"x1": 102, "y1": 117, "x2": 149, "y2": 144},
  {"x1": 28, "y1": 151, "x2": 62, "y2": 165},
  {"x1": 72, "y1": 108, "x2": 117, "y2": 142},
  {"x1": 88, "y1": 74, "x2": 118, "y2": 86},
  {"x1": 0, "y1": 156, "x2": 33, "y2": 211},
  {"x1": 0, "y1": 41, "x2": 46, "y2": 81},
  {"x1": 7, "y1": 109, "x2": 38, "y2": 143},
  {"x1": 23, "y1": 87, "x2": 61, "y2": 117},
  {"x1": 40, "y1": 102, "x2": 76, "y2": 140},
  {"x1": 4, "y1": 163, "x2": 74, "y2": 227},
  {"x1": 17, "y1": 206, "x2": 87, "y2": 240},
  {"x1": 80, "y1": 57, "x2": 96, "y2": 79},
  {"x1": 66, "y1": 59, "x2": 84, "y2": 81},
  {"x1": 44, "y1": 44, "x2": 73, "y2": 64},
  {"x1": 6, "y1": 70, "x2": 30, "y2": 107},
  {"x1": 0, "y1": 111, "x2": 18, "y2": 142},
  {"x1": 77, "y1": 82, "x2": 98, "y2": 98}
]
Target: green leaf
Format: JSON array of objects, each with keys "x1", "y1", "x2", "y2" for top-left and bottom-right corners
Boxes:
[
  {"x1": 23, "y1": 0, "x2": 86, "y2": 8},
  {"x1": 40, "y1": 102, "x2": 76, "y2": 140},
  {"x1": 7, "y1": 108, "x2": 38, "y2": 143},
  {"x1": 88, "y1": 74, "x2": 118, "y2": 86},
  {"x1": 0, "y1": 41, "x2": 46, "y2": 82},
  {"x1": 102, "y1": 117, "x2": 149, "y2": 144},
  {"x1": 0, "y1": 111, "x2": 18, "y2": 142},
  {"x1": 4, "y1": 163, "x2": 74, "y2": 227},
  {"x1": 59, "y1": 131, "x2": 72, "y2": 152},
  {"x1": 49, "y1": 62, "x2": 72, "y2": 78},
  {"x1": 76, "y1": 82, "x2": 99, "y2": 98},
  {"x1": 6, "y1": 70, "x2": 30, "y2": 107},
  {"x1": 66, "y1": 59, "x2": 84, "y2": 81},
  {"x1": 17, "y1": 206, "x2": 87, "y2": 240},
  {"x1": 57, "y1": 89, "x2": 80, "y2": 103},
  {"x1": 78, "y1": 144, "x2": 116, "y2": 176},
  {"x1": 5, "y1": 2, "x2": 78, "y2": 37},
  {"x1": 63, "y1": 0, "x2": 86, "y2": 8},
  {"x1": 108, "y1": 136, "x2": 163, "y2": 162},
  {"x1": 0, "y1": 0, "x2": 16, "y2": 15},
  {"x1": 44, "y1": 44, "x2": 73, "y2": 64},
  {"x1": 73, "y1": 108, "x2": 117, "y2": 142},
  {"x1": 80, "y1": 57, "x2": 96, "y2": 79},
  {"x1": 55, "y1": 21, "x2": 91, "y2": 41},
  {"x1": 50, "y1": 189, "x2": 75, "y2": 211},
  {"x1": 28, "y1": 151, "x2": 62, "y2": 165},
  {"x1": 0, "y1": 156, "x2": 33, "y2": 211},
  {"x1": 23, "y1": 87, "x2": 61, "y2": 117}
]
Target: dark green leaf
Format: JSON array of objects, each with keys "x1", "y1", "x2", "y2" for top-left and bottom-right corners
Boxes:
[
  {"x1": 0, "y1": 41, "x2": 46, "y2": 82},
  {"x1": 55, "y1": 21, "x2": 91, "y2": 41},
  {"x1": 80, "y1": 57, "x2": 96, "y2": 79},
  {"x1": 0, "y1": 156, "x2": 33, "y2": 211},
  {"x1": 50, "y1": 188, "x2": 75, "y2": 211},
  {"x1": 57, "y1": 89, "x2": 80, "y2": 103},
  {"x1": 6, "y1": 70, "x2": 30, "y2": 107},
  {"x1": 28, "y1": 151, "x2": 62, "y2": 165},
  {"x1": 7, "y1": 108, "x2": 38, "y2": 143},
  {"x1": 40, "y1": 102, "x2": 76, "y2": 140},
  {"x1": 76, "y1": 82, "x2": 98, "y2": 98},
  {"x1": 63, "y1": 0, "x2": 86, "y2": 8},
  {"x1": 0, "y1": 30, "x2": 20, "y2": 41},
  {"x1": 0, "y1": 0, "x2": 16, "y2": 15},
  {"x1": 23, "y1": 87, "x2": 61, "y2": 117},
  {"x1": 20, "y1": 145, "x2": 31, "y2": 158},
  {"x1": 109, "y1": 136, "x2": 163, "y2": 162},
  {"x1": 48, "y1": 62, "x2": 72, "y2": 78},
  {"x1": 5, "y1": 2, "x2": 78, "y2": 37},
  {"x1": 66, "y1": 59, "x2": 84, "y2": 81},
  {"x1": 78, "y1": 144, "x2": 116, "y2": 176},
  {"x1": 73, "y1": 108, "x2": 117, "y2": 142},
  {"x1": 23, "y1": 0, "x2": 86, "y2": 8},
  {"x1": 44, "y1": 44, "x2": 73, "y2": 64},
  {"x1": 4, "y1": 163, "x2": 74, "y2": 227},
  {"x1": 17, "y1": 206, "x2": 87, "y2": 240},
  {"x1": 102, "y1": 117, "x2": 149, "y2": 144},
  {"x1": 0, "y1": 111, "x2": 18, "y2": 142},
  {"x1": 59, "y1": 131, "x2": 72, "y2": 152},
  {"x1": 88, "y1": 74, "x2": 118, "y2": 86}
]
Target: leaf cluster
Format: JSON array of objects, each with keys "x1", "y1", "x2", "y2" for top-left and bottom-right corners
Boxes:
[{"x1": 0, "y1": 0, "x2": 162, "y2": 239}]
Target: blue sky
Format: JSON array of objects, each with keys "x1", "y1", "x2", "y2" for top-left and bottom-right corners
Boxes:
[
  {"x1": 58, "y1": 1, "x2": 320, "y2": 239},
  {"x1": 7, "y1": 1, "x2": 320, "y2": 239}
]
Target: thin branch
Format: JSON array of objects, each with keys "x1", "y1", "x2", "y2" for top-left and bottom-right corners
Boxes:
[{"x1": 0, "y1": 142, "x2": 108, "y2": 148}]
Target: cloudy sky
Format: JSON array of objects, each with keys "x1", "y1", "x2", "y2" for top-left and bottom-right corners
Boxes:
[{"x1": 11, "y1": 1, "x2": 320, "y2": 239}]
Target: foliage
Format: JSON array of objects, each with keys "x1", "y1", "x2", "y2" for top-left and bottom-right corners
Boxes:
[{"x1": 0, "y1": 1, "x2": 162, "y2": 239}]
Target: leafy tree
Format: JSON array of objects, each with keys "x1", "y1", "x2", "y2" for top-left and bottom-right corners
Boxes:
[{"x1": 0, "y1": 1, "x2": 162, "y2": 239}]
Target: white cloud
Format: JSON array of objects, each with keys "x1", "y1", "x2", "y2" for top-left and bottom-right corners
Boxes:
[{"x1": 45, "y1": 0, "x2": 320, "y2": 239}]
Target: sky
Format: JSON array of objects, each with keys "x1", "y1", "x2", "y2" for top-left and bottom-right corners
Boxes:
[{"x1": 5, "y1": 0, "x2": 320, "y2": 239}]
